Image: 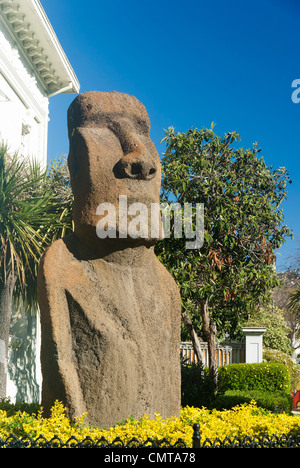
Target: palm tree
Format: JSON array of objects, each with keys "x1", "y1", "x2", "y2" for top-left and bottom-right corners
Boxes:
[
  {"x1": 289, "y1": 286, "x2": 300, "y2": 334},
  {"x1": 0, "y1": 145, "x2": 72, "y2": 398},
  {"x1": 288, "y1": 287, "x2": 300, "y2": 350},
  {"x1": 289, "y1": 287, "x2": 300, "y2": 311}
]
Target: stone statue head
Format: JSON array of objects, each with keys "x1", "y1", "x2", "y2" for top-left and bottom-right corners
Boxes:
[{"x1": 67, "y1": 91, "x2": 162, "y2": 250}]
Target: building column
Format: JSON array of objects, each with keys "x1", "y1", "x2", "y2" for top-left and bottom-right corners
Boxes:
[{"x1": 242, "y1": 327, "x2": 266, "y2": 364}]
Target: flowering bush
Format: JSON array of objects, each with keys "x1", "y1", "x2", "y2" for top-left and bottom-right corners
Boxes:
[{"x1": 1, "y1": 400, "x2": 300, "y2": 446}]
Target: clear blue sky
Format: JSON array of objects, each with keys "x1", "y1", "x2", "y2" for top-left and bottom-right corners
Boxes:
[{"x1": 42, "y1": 0, "x2": 300, "y2": 272}]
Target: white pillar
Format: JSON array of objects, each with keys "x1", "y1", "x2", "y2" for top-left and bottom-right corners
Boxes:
[{"x1": 242, "y1": 327, "x2": 266, "y2": 364}]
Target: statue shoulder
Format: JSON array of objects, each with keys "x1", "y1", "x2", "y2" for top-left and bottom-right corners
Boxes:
[
  {"x1": 38, "y1": 236, "x2": 74, "y2": 284},
  {"x1": 154, "y1": 255, "x2": 180, "y2": 290}
]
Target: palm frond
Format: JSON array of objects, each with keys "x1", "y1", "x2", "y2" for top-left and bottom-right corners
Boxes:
[
  {"x1": 0, "y1": 146, "x2": 73, "y2": 309},
  {"x1": 288, "y1": 286, "x2": 300, "y2": 311}
]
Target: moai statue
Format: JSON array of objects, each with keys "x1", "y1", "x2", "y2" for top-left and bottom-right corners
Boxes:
[{"x1": 38, "y1": 91, "x2": 181, "y2": 428}]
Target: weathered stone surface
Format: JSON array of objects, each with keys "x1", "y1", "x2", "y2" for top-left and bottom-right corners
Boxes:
[{"x1": 38, "y1": 91, "x2": 181, "y2": 428}]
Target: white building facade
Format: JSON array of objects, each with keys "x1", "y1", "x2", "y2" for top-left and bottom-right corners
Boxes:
[
  {"x1": 0, "y1": 0, "x2": 79, "y2": 163},
  {"x1": 0, "y1": 0, "x2": 79, "y2": 402}
]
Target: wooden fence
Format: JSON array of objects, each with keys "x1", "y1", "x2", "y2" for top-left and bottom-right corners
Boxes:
[{"x1": 180, "y1": 341, "x2": 245, "y2": 366}]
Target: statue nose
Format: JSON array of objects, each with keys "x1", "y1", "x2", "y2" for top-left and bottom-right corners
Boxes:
[
  {"x1": 114, "y1": 143, "x2": 157, "y2": 180},
  {"x1": 120, "y1": 157, "x2": 157, "y2": 180}
]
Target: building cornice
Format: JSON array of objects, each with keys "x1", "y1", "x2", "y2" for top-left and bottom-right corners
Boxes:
[{"x1": 0, "y1": 0, "x2": 79, "y2": 97}]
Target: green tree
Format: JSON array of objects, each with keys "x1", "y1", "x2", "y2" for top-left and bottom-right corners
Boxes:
[
  {"x1": 0, "y1": 147, "x2": 71, "y2": 398},
  {"x1": 245, "y1": 305, "x2": 293, "y2": 355},
  {"x1": 155, "y1": 125, "x2": 292, "y2": 389}
]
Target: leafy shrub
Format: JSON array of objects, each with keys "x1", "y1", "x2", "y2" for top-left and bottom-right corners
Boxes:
[
  {"x1": 212, "y1": 390, "x2": 292, "y2": 413},
  {"x1": 0, "y1": 400, "x2": 300, "y2": 446},
  {"x1": 263, "y1": 349, "x2": 300, "y2": 391},
  {"x1": 182, "y1": 362, "x2": 292, "y2": 413},
  {"x1": 181, "y1": 362, "x2": 214, "y2": 407},
  {"x1": 218, "y1": 362, "x2": 291, "y2": 395},
  {"x1": 0, "y1": 398, "x2": 40, "y2": 417}
]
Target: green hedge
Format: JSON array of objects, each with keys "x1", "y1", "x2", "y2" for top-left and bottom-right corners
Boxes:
[
  {"x1": 212, "y1": 390, "x2": 293, "y2": 413},
  {"x1": 181, "y1": 362, "x2": 292, "y2": 412},
  {"x1": 0, "y1": 398, "x2": 40, "y2": 417},
  {"x1": 218, "y1": 363, "x2": 291, "y2": 395},
  {"x1": 263, "y1": 349, "x2": 300, "y2": 390}
]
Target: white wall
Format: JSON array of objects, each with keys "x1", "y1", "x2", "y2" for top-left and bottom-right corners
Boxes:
[
  {"x1": 0, "y1": 17, "x2": 49, "y2": 402},
  {"x1": 0, "y1": 19, "x2": 49, "y2": 165}
]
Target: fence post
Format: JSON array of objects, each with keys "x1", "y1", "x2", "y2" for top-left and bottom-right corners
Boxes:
[{"x1": 192, "y1": 423, "x2": 200, "y2": 448}]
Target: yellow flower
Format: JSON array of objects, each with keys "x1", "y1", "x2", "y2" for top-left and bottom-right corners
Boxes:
[{"x1": 0, "y1": 400, "x2": 299, "y2": 447}]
